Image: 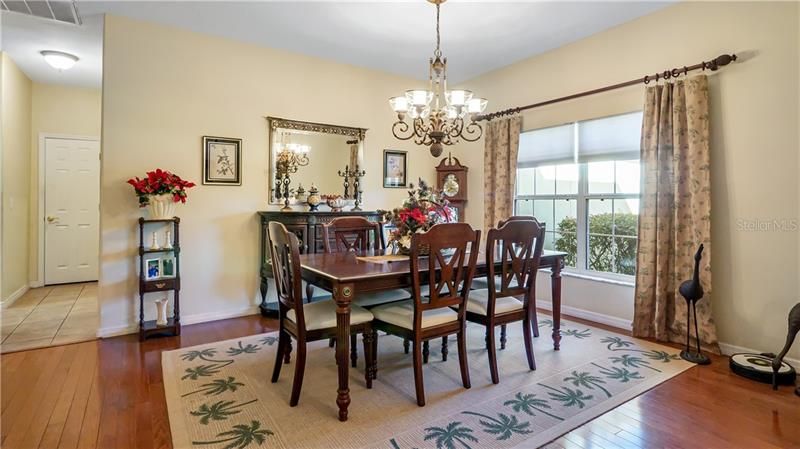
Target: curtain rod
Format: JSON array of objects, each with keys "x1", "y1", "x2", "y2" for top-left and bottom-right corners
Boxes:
[{"x1": 474, "y1": 53, "x2": 737, "y2": 122}]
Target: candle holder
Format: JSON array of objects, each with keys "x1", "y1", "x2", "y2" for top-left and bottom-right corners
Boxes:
[{"x1": 338, "y1": 164, "x2": 366, "y2": 211}]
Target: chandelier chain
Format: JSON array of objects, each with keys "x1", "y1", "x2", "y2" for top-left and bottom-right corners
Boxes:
[{"x1": 434, "y1": 2, "x2": 442, "y2": 58}]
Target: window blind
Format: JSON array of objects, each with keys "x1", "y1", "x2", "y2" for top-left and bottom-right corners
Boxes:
[
  {"x1": 577, "y1": 111, "x2": 643, "y2": 163},
  {"x1": 517, "y1": 123, "x2": 574, "y2": 168}
]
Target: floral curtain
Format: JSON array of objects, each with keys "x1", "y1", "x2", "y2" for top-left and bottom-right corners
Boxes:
[
  {"x1": 633, "y1": 75, "x2": 718, "y2": 350},
  {"x1": 483, "y1": 116, "x2": 522, "y2": 232}
]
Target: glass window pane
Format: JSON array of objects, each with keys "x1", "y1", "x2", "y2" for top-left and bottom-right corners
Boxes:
[
  {"x1": 555, "y1": 163, "x2": 579, "y2": 195},
  {"x1": 553, "y1": 231, "x2": 577, "y2": 267},
  {"x1": 543, "y1": 231, "x2": 555, "y2": 251},
  {"x1": 588, "y1": 161, "x2": 615, "y2": 194},
  {"x1": 515, "y1": 199, "x2": 533, "y2": 216},
  {"x1": 517, "y1": 168, "x2": 534, "y2": 195},
  {"x1": 613, "y1": 199, "x2": 639, "y2": 237},
  {"x1": 588, "y1": 234, "x2": 615, "y2": 272},
  {"x1": 534, "y1": 165, "x2": 556, "y2": 195},
  {"x1": 614, "y1": 237, "x2": 638, "y2": 275},
  {"x1": 553, "y1": 199, "x2": 576, "y2": 234},
  {"x1": 587, "y1": 199, "x2": 614, "y2": 272},
  {"x1": 533, "y1": 200, "x2": 554, "y2": 229},
  {"x1": 587, "y1": 199, "x2": 613, "y2": 235},
  {"x1": 615, "y1": 160, "x2": 641, "y2": 194}
]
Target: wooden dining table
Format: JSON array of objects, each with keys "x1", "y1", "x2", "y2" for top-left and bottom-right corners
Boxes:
[{"x1": 298, "y1": 248, "x2": 567, "y2": 421}]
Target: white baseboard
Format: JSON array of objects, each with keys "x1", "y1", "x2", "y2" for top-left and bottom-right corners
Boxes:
[
  {"x1": 29, "y1": 280, "x2": 44, "y2": 288},
  {"x1": 180, "y1": 306, "x2": 260, "y2": 326},
  {"x1": 1, "y1": 285, "x2": 29, "y2": 307},
  {"x1": 536, "y1": 299, "x2": 633, "y2": 332},
  {"x1": 96, "y1": 306, "x2": 261, "y2": 338},
  {"x1": 718, "y1": 341, "x2": 800, "y2": 367}
]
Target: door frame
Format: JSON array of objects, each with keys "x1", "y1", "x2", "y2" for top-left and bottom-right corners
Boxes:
[{"x1": 34, "y1": 133, "x2": 101, "y2": 287}]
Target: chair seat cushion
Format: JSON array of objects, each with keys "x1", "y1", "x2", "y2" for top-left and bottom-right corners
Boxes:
[
  {"x1": 286, "y1": 299, "x2": 373, "y2": 331},
  {"x1": 470, "y1": 276, "x2": 520, "y2": 291},
  {"x1": 371, "y1": 300, "x2": 458, "y2": 330},
  {"x1": 464, "y1": 289, "x2": 524, "y2": 315},
  {"x1": 353, "y1": 289, "x2": 411, "y2": 307}
]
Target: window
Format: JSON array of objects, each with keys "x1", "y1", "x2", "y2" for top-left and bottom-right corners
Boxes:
[{"x1": 515, "y1": 111, "x2": 642, "y2": 279}]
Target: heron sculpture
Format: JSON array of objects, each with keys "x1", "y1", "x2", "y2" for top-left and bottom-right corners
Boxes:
[
  {"x1": 679, "y1": 244, "x2": 711, "y2": 365},
  {"x1": 772, "y1": 302, "x2": 800, "y2": 396}
]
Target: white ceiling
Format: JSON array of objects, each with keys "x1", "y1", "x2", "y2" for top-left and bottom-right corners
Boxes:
[
  {"x1": 1, "y1": 10, "x2": 103, "y2": 88},
  {"x1": 1, "y1": 1, "x2": 673, "y2": 89}
]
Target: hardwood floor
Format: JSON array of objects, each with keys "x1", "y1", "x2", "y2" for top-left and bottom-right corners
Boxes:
[{"x1": 1, "y1": 313, "x2": 798, "y2": 449}]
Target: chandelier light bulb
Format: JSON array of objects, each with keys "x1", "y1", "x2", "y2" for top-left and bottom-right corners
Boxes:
[{"x1": 40, "y1": 50, "x2": 79, "y2": 71}]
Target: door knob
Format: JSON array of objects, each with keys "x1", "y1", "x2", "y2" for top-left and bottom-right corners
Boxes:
[{"x1": 47, "y1": 216, "x2": 58, "y2": 223}]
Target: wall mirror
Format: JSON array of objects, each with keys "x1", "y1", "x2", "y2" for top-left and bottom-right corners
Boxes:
[{"x1": 267, "y1": 117, "x2": 367, "y2": 206}]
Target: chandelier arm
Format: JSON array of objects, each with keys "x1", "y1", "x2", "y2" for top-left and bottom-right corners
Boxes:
[
  {"x1": 460, "y1": 120, "x2": 484, "y2": 142},
  {"x1": 448, "y1": 117, "x2": 464, "y2": 138},
  {"x1": 392, "y1": 121, "x2": 415, "y2": 141},
  {"x1": 413, "y1": 119, "x2": 430, "y2": 139}
]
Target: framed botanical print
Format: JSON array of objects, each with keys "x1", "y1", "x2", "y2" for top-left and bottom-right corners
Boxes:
[
  {"x1": 203, "y1": 136, "x2": 242, "y2": 185},
  {"x1": 383, "y1": 150, "x2": 407, "y2": 188}
]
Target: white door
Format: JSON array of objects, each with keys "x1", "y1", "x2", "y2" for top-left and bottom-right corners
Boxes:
[{"x1": 44, "y1": 138, "x2": 100, "y2": 285}]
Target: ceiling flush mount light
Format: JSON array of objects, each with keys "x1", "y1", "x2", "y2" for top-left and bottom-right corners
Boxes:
[
  {"x1": 389, "y1": 0, "x2": 487, "y2": 157},
  {"x1": 40, "y1": 50, "x2": 79, "y2": 71}
]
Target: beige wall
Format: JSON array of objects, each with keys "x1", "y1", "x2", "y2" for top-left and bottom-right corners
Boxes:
[
  {"x1": 100, "y1": 15, "x2": 438, "y2": 335},
  {"x1": 1, "y1": 53, "x2": 33, "y2": 302},
  {"x1": 452, "y1": 2, "x2": 799, "y2": 358},
  {"x1": 30, "y1": 82, "x2": 102, "y2": 284}
]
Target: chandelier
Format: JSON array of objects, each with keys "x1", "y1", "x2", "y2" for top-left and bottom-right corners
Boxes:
[{"x1": 389, "y1": 0, "x2": 487, "y2": 157}]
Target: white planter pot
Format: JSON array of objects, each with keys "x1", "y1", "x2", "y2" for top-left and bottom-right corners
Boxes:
[{"x1": 148, "y1": 194, "x2": 177, "y2": 219}]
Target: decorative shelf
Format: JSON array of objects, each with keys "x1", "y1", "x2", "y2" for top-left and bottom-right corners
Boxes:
[
  {"x1": 140, "y1": 246, "x2": 180, "y2": 255},
  {"x1": 138, "y1": 218, "x2": 181, "y2": 341}
]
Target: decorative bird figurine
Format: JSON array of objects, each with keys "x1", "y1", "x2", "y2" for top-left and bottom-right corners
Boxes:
[
  {"x1": 771, "y1": 302, "x2": 800, "y2": 395},
  {"x1": 679, "y1": 244, "x2": 710, "y2": 364}
]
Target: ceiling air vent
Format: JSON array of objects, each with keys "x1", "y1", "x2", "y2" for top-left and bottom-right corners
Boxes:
[{"x1": 1, "y1": 0, "x2": 82, "y2": 25}]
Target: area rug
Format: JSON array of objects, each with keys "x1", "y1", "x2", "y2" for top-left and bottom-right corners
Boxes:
[{"x1": 162, "y1": 316, "x2": 692, "y2": 449}]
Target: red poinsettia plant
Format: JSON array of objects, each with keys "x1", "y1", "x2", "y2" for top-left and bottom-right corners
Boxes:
[
  {"x1": 379, "y1": 178, "x2": 454, "y2": 254},
  {"x1": 126, "y1": 169, "x2": 196, "y2": 207}
]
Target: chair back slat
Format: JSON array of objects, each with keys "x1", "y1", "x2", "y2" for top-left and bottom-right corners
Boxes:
[
  {"x1": 498, "y1": 215, "x2": 546, "y2": 231},
  {"x1": 268, "y1": 222, "x2": 306, "y2": 328},
  {"x1": 410, "y1": 223, "x2": 481, "y2": 314},
  {"x1": 486, "y1": 218, "x2": 545, "y2": 303},
  {"x1": 322, "y1": 216, "x2": 382, "y2": 253}
]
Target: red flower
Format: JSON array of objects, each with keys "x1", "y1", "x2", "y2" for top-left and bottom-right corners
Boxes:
[{"x1": 126, "y1": 169, "x2": 195, "y2": 207}]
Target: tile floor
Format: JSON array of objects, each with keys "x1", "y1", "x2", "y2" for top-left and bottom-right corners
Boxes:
[{"x1": 1, "y1": 282, "x2": 98, "y2": 353}]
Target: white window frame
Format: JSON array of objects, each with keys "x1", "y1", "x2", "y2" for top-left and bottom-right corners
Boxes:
[{"x1": 514, "y1": 119, "x2": 640, "y2": 283}]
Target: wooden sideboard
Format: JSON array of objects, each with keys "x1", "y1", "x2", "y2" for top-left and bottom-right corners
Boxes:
[{"x1": 257, "y1": 210, "x2": 383, "y2": 317}]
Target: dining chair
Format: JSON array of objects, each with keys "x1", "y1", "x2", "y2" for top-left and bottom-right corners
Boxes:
[
  {"x1": 470, "y1": 215, "x2": 546, "y2": 342},
  {"x1": 465, "y1": 218, "x2": 545, "y2": 384},
  {"x1": 321, "y1": 216, "x2": 411, "y2": 367},
  {"x1": 370, "y1": 223, "x2": 481, "y2": 406},
  {"x1": 268, "y1": 222, "x2": 375, "y2": 406}
]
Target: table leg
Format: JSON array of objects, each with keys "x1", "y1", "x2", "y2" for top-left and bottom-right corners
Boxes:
[
  {"x1": 333, "y1": 283, "x2": 353, "y2": 421},
  {"x1": 551, "y1": 259, "x2": 563, "y2": 351}
]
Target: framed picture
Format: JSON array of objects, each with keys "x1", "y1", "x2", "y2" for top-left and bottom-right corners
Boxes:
[
  {"x1": 203, "y1": 136, "x2": 242, "y2": 185},
  {"x1": 161, "y1": 256, "x2": 176, "y2": 278},
  {"x1": 383, "y1": 150, "x2": 407, "y2": 188},
  {"x1": 145, "y1": 258, "x2": 161, "y2": 280}
]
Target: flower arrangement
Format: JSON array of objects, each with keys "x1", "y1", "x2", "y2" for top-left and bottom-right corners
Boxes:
[
  {"x1": 379, "y1": 178, "x2": 454, "y2": 254},
  {"x1": 126, "y1": 169, "x2": 196, "y2": 207}
]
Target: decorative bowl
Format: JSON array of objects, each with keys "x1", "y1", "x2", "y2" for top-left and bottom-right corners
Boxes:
[{"x1": 326, "y1": 197, "x2": 346, "y2": 212}]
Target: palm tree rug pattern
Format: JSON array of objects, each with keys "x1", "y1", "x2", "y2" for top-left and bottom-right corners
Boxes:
[{"x1": 162, "y1": 316, "x2": 692, "y2": 449}]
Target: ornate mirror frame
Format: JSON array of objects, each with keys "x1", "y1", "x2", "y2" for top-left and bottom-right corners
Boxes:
[{"x1": 266, "y1": 117, "x2": 368, "y2": 205}]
